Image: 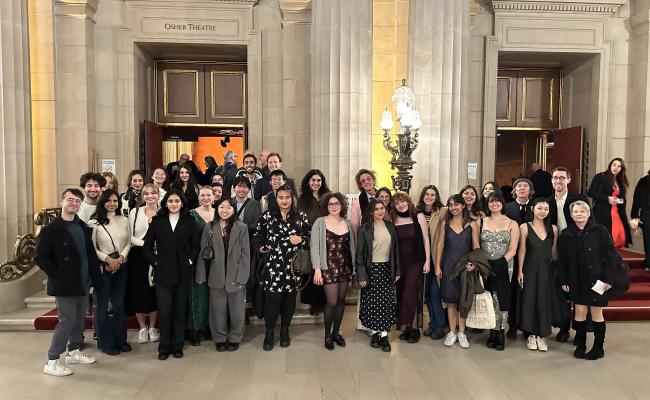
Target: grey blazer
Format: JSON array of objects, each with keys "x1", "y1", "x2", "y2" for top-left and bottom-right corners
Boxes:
[
  {"x1": 310, "y1": 216, "x2": 356, "y2": 270},
  {"x1": 196, "y1": 221, "x2": 250, "y2": 292}
]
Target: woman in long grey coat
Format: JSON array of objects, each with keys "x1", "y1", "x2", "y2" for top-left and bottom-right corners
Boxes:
[{"x1": 196, "y1": 197, "x2": 250, "y2": 352}]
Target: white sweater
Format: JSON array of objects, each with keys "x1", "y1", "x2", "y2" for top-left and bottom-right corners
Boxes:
[
  {"x1": 129, "y1": 206, "x2": 156, "y2": 247},
  {"x1": 89, "y1": 212, "x2": 132, "y2": 261}
]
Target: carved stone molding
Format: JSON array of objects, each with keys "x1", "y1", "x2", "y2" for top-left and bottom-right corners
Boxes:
[{"x1": 491, "y1": 0, "x2": 625, "y2": 14}]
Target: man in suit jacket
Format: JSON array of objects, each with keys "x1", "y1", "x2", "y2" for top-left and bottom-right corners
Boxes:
[
  {"x1": 35, "y1": 188, "x2": 103, "y2": 376},
  {"x1": 253, "y1": 152, "x2": 296, "y2": 200},
  {"x1": 504, "y1": 177, "x2": 534, "y2": 225},
  {"x1": 530, "y1": 162, "x2": 554, "y2": 199}
]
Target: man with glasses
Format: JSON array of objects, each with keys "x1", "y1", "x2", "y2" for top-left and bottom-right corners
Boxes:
[
  {"x1": 547, "y1": 166, "x2": 589, "y2": 343},
  {"x1": 260, "y1": 170, "x2": 292, "y2": 213},
  {"x1": 36, "y1": 189, "x2": 103, "y2": 376}
]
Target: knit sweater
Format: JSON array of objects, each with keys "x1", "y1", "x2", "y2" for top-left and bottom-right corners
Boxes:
[{"x1": 89, "y1": 212, "x2": 132, "y2": 261}]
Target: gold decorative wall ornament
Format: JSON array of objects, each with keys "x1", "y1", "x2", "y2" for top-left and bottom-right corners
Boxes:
[{"x1": 0, "y1": 208, "x2": 61, "y2": 282}]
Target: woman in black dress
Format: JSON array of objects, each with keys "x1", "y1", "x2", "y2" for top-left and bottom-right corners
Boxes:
[
  {"x1": 558, "y1": 200, "x2": 618, "y2": 360},
  {"x1": 587, "y1": 157, "x2": 632, "y2": 248},
  {"x1": 298, "y1": 169, "x2": 329, "y2": 316},
  {"x1": 356, "y1": 198, "x2": 400, "y2": 352},
  {"x1": 517, "y1": 198, "x2": 560, "y2": 352},
  {"x1": 391, "y1": 192, "x2": 430, "y2": 343},
  {"x1": 253, "y1": 184, "x2": 311, "y2": 351},
  {"x1": 143, "y1": 189, "x2": 200, "y2": 360},
  {"x1": 311, "y1": 192, "x2": 355, "y2": 350},
  {"x1": 171, "y1": 166, "x2": 200, "y2": 210}
]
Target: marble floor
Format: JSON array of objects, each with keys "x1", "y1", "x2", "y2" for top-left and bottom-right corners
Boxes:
[{"x1": 1, "y1": 308, "x2": 649, "y2": 400}]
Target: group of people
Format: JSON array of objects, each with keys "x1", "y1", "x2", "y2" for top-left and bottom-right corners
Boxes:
[{"x1": 35, "y1": 150, "x2": 644, "y2": 377}]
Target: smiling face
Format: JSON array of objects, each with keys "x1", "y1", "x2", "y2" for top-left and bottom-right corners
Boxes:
[
  {"x1": 270, "y1": 174, "x2": 285, "y2": 191},
  {"x1": 448, "y1": 199, "x2": 465, "y2": 216},
  {"x1": 487, "y1": 198, "x2": 503, "y2": 214},
  {"x1": 131, "y1": 174, "x2": 144, "y2": 191},
  {"x1": 462, "y1": 188, "x2": 476, "y2": 206},
  {"x1": 84, "y1": 179, "x2": 102, "y2": 200},
  {"x1": 533, "y1": 201, "x2": 549, "y2": 220},
  {"x1": 198, "y1": 188, "x2": 214, "y2": 207},
  {"x1": 166, "y1": 194, "x2": 182, "y2": 214},
  {"x1": 309, "y1": 174, "x2": 322, "y2": 193},
  {"x1": 552, "y1": 170, "x2": 570, "y2": 193},
  {"x1": 217, "y1": 201, "x2": 234, "y2": 220},
  {"x1": 359, "y1": 173, "x2": 375, "y2": 192},
  {"x1": 212, "y1": 186, "x2": 223, "y2": 200},
  {"x1": 61, "y1": 193, "x2": 82, "y2": 214},
  {"x1": 482, "y1": 183, "x2": 494, "y2": 198},
  {"x1": 377, "y1": 191, "x2": 391, "y2": 206},
  {"x1": 373, "y1": 202, "x2": 386, "y2": 221},
  {"x1": 142, "y1": 187, "x2": 160, "y2": 205},
  {"x1": 243, "y1": 156, "x2": 256, "y2": 173},
  {"x1": 327, "y1": 197, "x2": 341, "y2": 217},
  {"x1": 423, "y1": 188, "x2": 436, "y2": 206},
  {"x1": 104, "y1": 194, "x2": 119, "y2": 213},
  {"x1": 152, "y1": 168, "x2": 166, "y2": 185},
  {"x1": 234, "y1": 182, "x2": 250, "y2": 199},
  {"x1": 179, "y1": 167, "x2": 190, "y2": 183},
  {"x1": 267, "y1": 155, "x2": 281, "y2": 171},
  {"x1": 276, "y1": 189, "x2": 293, "y2": 212},
  {"x1": 394, "y1": 199, "x2": 409, "y2": 213}
]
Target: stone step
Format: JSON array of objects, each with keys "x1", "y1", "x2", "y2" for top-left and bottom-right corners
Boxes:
[
  {"x1": 0, "y1": 308, "x2": 43, "y2": 331},
  {"x1": 24, "y1": 290, "x2": 55, "y2": 309},
  {"x1": 248, "y1": 310, "x2": 323, "y2": 326}
]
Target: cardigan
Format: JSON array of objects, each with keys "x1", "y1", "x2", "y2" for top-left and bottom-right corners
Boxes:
[
  {"x1": 129, "y1": 206, "x2": 157, "y2": 247},
  {"x1": 310, "y1": 216, "x2": 356, "y2": 271},
  {"x1": 88, "y1": 212, "x2": 132, "y2": 261}
]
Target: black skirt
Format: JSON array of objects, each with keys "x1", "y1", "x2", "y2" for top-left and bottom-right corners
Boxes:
[{"x1": 127, "y1": 246, "x2": 157, "y2": 313}]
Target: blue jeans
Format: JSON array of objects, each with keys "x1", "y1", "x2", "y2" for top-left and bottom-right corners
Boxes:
[
  {"x1": 96, "y1": 264, "x2": 128, "y2": 351},
  {"x1": 425, "y1": 272, "x2": 446, "y2": 332}
]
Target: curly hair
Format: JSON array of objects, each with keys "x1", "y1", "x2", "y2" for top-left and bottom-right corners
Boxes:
[{"x1": 322, "y1": 192, "x2": 348, "y2": 219}]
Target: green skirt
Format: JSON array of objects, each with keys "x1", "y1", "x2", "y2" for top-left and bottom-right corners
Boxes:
[{"x1": 189, "y1": 279, "x2": 210, "y2": 330}]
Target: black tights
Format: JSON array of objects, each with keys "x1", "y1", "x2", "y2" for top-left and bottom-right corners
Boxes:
[
  {"x1": 263, "y1": 291, "x2": 297, "y2": 331},
  {"x1": 323, "y1": 282, "x2": 349, "y2": 338}
]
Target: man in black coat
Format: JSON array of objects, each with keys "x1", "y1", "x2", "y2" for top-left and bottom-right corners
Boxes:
[
  {"x1": 632, "y1": 169, "x2": 650, "y2": 271},
  {"x1": 530, "y1": 162, "x2": 554, "y2": 199},
  {"x1": 253, "y1": 152, "x2": 296, "y2": 200},
  {"x1": 35, "y1": 188, "x2": 103, "y2": 377},
  {"x1": 547, "y1": 166, "x2": 589, "y2": 342}
]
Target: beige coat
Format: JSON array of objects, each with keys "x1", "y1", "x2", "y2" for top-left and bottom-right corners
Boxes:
[{"x1": 428, "y1": 207, "x2": 448, "y2": 263}]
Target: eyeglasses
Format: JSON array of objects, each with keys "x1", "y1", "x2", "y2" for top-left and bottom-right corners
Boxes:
[
  {"x1": 552, "y1": 176, "x2": 568, "y2": 181},
  {"x1": 64, "y1": 198, "x2": 82, "y2": 204},
  {"x1": 328, "y1": 202, "x2": 341, "y2": 207}
]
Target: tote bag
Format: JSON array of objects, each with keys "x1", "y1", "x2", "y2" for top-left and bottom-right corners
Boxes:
[{"x1": 465, "y1": 276, "x2": 496, "y2": 329}]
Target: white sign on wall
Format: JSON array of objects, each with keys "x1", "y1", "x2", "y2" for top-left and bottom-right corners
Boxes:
[
  {"x1": 467, "y1": 162, "x2": 478, "y2": 180},
  {"x1": 101, "y1": 159, "x2": 116, "y2": 175}
]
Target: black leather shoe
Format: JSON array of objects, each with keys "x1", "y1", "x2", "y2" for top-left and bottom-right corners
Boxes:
[
  {"x1": 423, "y1": 327, "x2": 434, "y2": 337},
  {"x1": 431, "y1": 330, "x2": 446, "y2": 340},
  {"x1": 471, "y1": 328, "x2": 484, "y2": 334},
  {"x1": 216, "y1": 342, "x2": 228, "y2": 352},
  {"x1": 333, "y1": 334, "x2": 346, "y2": 347},
  {"x1": 556, "y1": 329, "x2": 570, "y2": 343},
  {"x1": 263, "y1": 330, "x2": 274, "y2": 351},
  {"x1": 494, "y1": 330, "x2": 505, "y2": 351},
  {"x1": 399, "y1": 328, "x2": 410, "y2": 341},
  {"x1": 380, "y1": 336, "x2": 391, "y2": 352},
  {"x1": 120, "y1": 343, "x2": 132, "y2": 353},
  {"x1": 325, "y1": 337, "x2": 335, "y2": 350},
  {"x1": 280, "y1": 327, "x2": 290, "y2": 348},
  {"x1": 370, "y1": 333, "x2": 380, "y2": 348},
  {"x1": 158, "y1": 352, "x2": 169, "y2": 360},
  {"x1": 188, "y1": 330, "x2": 200, "y2": 346},
  {"x1": 407, "y1": 329, "x2": 421, "y2": 344},
  {"x1": 103, "y1": 348, "x2": 120, "y2": 356},
  {"x1": 506, "y1": 327, "x2": 517, "y2": 339},
  {"x1": 487, "y1": 330, "x2": 497, "y2": 348},
  {"x1": 227, "y1": 342, "x2": 239, "y2": 352},
  {"x1": 172, "y1": 350, "x2": 184, "y2": 359}
]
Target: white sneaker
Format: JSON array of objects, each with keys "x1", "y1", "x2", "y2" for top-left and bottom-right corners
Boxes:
[
  {"x1": 457, "y1": 332, "x2": 470, "y2": 349},
  {"x1": 148, "y1": 327, "x2": 160, "y2": 342},
  {"x1": 43, "y1": 359, "x2": 72, "y2": 376},
  {"x1": 65, "y1": 349, "x2": 96, "y2": 364},
  {"x1": 443, "y1": 332, "x2": 458, "y2": 347},
  {"x1": 536, "y1": 336, "x2": 548, "y2": 352},
  {"x1": 138, "y1": 327, "x2": 149, "y2": 343},
  {"x1": 527, "y1": 335, "x2": 538, "y2": 350}
]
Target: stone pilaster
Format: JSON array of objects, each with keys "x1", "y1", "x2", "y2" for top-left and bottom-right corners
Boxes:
[
  {"x1": 311, "y1": 0, "x2": 373, "y2": 194},
  {"x1": 0, "y1": 0, "x2": 34, "y2": 259},
  {"x1": 53, "y1": 0, "x2": 98, "y2": 192},
  {"x1": 407, "y1": 0, "x2": 470, "y2": 198}
]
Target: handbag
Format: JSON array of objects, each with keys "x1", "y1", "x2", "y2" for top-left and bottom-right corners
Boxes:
[
  {"x1": 465, "y1": 276, "x2": 496, "y2": 329},
  {"x1": 291, "y1": 247, "x2": 312, "y2": 275},
  {"x1": 97, "y1": 224, "x2": 122, "y2": 275},
  {"x1": 201, "y1": 221, "x2": 215, "y2": 261},
  {"x1": 611, "y1": 253, "x2": 630, "y2": 296}
]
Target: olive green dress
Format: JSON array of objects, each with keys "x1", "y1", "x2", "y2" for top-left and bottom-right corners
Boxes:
[{"x1": 189, "y1": 210, "x2": 211, "y2": 331}]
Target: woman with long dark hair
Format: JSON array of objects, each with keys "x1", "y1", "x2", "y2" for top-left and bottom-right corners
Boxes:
[
  {"x1": 171, "y1": 165, "x2": 200, "y2": 209},
  {"x1": 416, "y1": 184, "x2": 448, "y2": 339},
  {"x1": 480, "y1": 181, "x2": 497, "y2": 212},
  {"x1": 298, "y1": 169, "x2": 330, "y2": 315},
  {"x1": 128, "y1": 183, "x2": 160, "y2": 345},
  {"x1": 253, "y1": 184, "x2": 311, "y2": 351},
  {"x1": 518, "y1": 197, "x2": 561, "y2": 352},
  {"x1": 196, "y1": 197, "x2": 250, "y2": 352},
  {"x1": 311, "y1": 192, "x2": 355, "y2": 350},
  {"x1": 88, "y1": 189, "x2": 132, "y2": 355},
  {"x1": 460, "y1": 184, "x2": 485, "y2": 220},
  {"x1": 143, "y1": 189, "x2": 200, "y2": 360},
  {"x1": 120, "y1": 170, "x2": 145, "y2": 217},
  {"x1": 587, "y1": 157, "x2": 632, "y2": 248},
  {"x1": 391, "y1": 192, "x2": 430, "y2": 343}
]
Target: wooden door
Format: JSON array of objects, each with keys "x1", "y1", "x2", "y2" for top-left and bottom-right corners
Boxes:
[
  {"x1": 143, "y1": 121, "x2": 164, "y2": 177},
  {"x1": 550, "y1": 126, "x2": 583, "y2": 192}
]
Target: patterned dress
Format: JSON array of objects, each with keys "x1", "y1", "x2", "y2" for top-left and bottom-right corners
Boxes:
[
  {"x1": 253, "y1": 210, "x2": 311, "y2": 293},
  {"x1": 323, "y1": 230, "x2": 353, "y2": 284}
]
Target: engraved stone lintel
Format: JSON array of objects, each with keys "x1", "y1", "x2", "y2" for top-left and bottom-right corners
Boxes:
[{"x1": 491, "y1": 0, "x2": 625, "y2": 15}]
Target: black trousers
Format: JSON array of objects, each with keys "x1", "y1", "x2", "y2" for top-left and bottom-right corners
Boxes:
[
  {"x1": 263, "y1": 291, "x2": 296, "y2": 331},
  {"x1": 642, "y1": 218, "x2": 650, "y2": 268},
  {"x1": 156, "y1": 283, "x2": 188, "y2": 353}
]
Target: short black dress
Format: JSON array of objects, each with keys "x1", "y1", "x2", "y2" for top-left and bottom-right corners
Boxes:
[{"x1": 323, "y1": 230, "x2": 353, "y2": 284}]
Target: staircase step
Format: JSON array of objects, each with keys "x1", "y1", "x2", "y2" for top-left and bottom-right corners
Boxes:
[
  {"x1": 604, "y1": 300, "x2": 650, "y2": 321},
  {"x1": 24, "y1": 290, "x2": 55, "y2": 309},
  {"x1": 248, "y1": 310, "x2": 323, "y2": 326},
  {"x1": 0, "y1": 308, "x2": 45, "y2": 331}
]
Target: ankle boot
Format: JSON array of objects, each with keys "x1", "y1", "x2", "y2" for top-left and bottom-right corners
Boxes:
[
  {"x1": 486, "y1": 330, "x2": 497, "y2": 348},
  {"x1": 572, "y1": 320, "x2": 586, "y2": 359},
  {"x1": 494, "y1": 329, "x2": 505, "y2": 351},
  {"x1": 280, "y1": 326, "x2": 291, "y2": 348},
  {"x1": 263, "y1": 330, "x2": 274, "y2": 351},
  {"x1": 585, "y1": 321, "x2": 605, "y2": 360}
]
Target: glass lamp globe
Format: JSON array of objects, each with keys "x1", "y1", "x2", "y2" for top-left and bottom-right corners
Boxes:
[
  {"x1": 412, "y1": 110, "x2": 422, "y2": 130},
  {"x1": 392, "y1": 79, "x2": 415, "y2": 117},
  {"x1": 380, "y1": 109, "x2": 394, "y2": 130}
]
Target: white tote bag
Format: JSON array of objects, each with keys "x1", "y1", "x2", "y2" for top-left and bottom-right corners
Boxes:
[{"x1": 465, "y1": 276, "x2": 496, "y2": 329}]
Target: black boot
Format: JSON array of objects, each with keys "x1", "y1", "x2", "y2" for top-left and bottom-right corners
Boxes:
[
  {"x1": 573, "y1": 320, "x2": 586, "y2": 359},
  {"x1": 494, "y1": 329, "x2": 505, "y2": 351},
  {"x1": 556, "y1": 319, "x2": 570, "y2": 343},
  {"x1": 486, "y1": 330, "x2": 497, "y2": 348},
  {"x1": 280, "y1": 326, "x2": 291, "y2": 348},
  {"x1": 263, "y1": 330, "x2": 274, "y2": 351},
  {"x1": 188, "y1": 329, "x2": 200, "y2": 346},
  {"x1": 584, "y1": 321, "x2": 605, "y2": 360}
]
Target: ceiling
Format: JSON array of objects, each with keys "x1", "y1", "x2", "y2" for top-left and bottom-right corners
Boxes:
[{"x1": 139, "y1": 42, "x2": 247, "y2": 62}]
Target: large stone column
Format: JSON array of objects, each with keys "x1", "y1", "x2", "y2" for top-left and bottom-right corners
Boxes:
[
  {"x1": 53, "y1": 0, "x2": 97, "y2": 193},
  {"x1": 311, "y1": 0, "x2": 372, "y2": 194},
  {"x1": 0, "y1": 0, "x2": 34, "y2": 259},
  {"x1": 408, "y1": 0, "x2": 470, "y2": 198}
]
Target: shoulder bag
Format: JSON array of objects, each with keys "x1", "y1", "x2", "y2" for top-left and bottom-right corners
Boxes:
[
  {"x1": 465, "y1": 275, "x2": 496, "y2": 329},
  {"x1": 201, "y1": 221, "x2": 215, "y2": 262}
]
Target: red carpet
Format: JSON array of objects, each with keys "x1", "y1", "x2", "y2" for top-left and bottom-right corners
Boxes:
[
  {"x1": 604, "y1": 249, "x2": 650, "y2": 321},
  {"x1": 34, "y1": 310, "x2": 140, "y2": 331}
]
